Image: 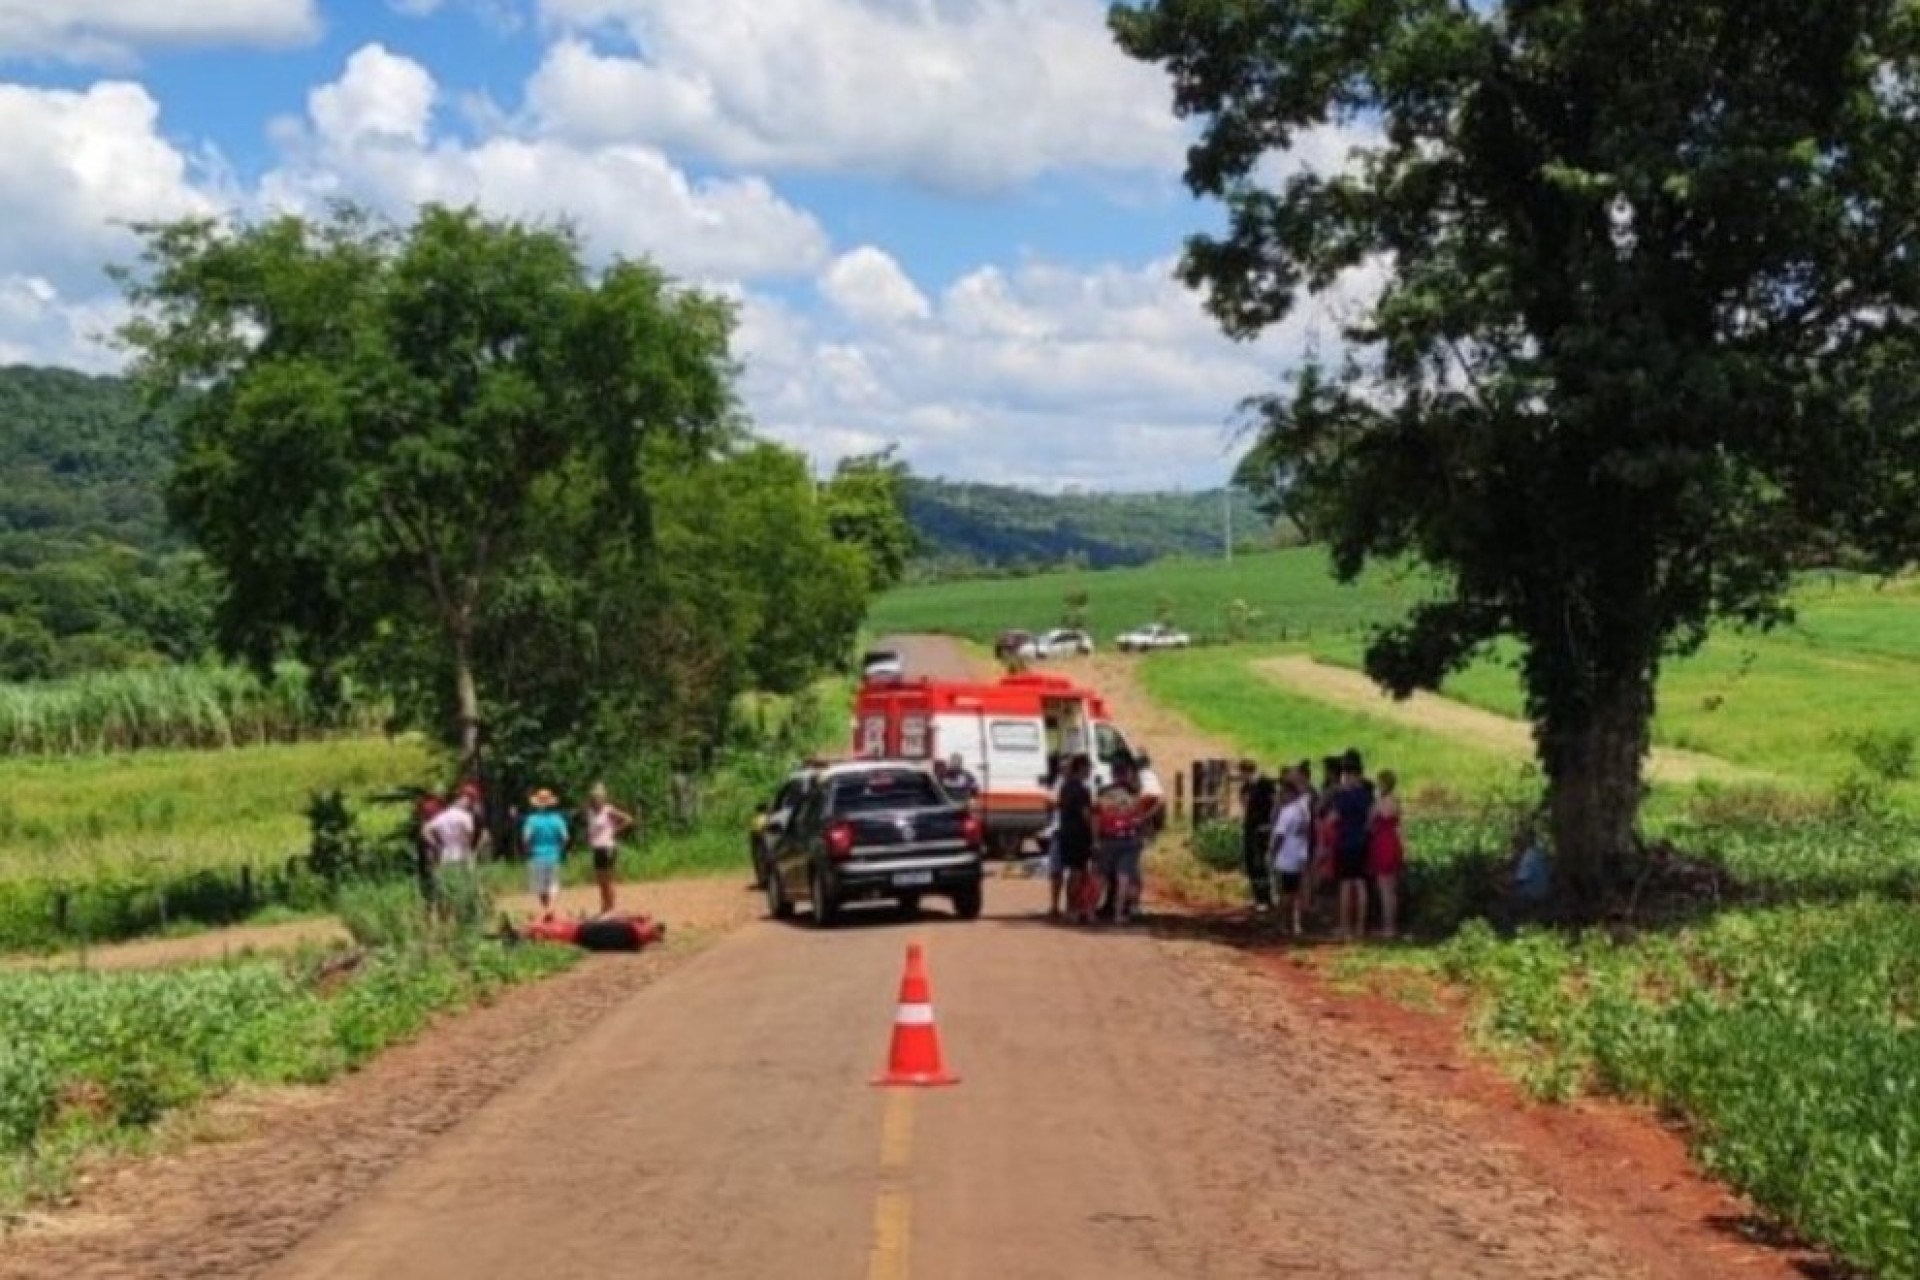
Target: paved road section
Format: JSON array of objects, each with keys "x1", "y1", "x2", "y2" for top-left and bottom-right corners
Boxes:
[{"x1": 265, "y1": 879, "x2": 1639, "y2": 1280}]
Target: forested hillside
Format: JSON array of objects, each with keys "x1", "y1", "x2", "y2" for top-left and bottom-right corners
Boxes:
[
  {"x1": 905, "y1": 478, "x2": 1280, "y2": 577},
  {"x1": 0, "y1": 363, "x2": 1272, "y2": 678},
  {"x1": 0, "y1": 366, "x2": 213, "y2": 678}
]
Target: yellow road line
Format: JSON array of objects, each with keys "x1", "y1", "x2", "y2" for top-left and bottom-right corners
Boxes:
[
  {"x1": 867, "y1": 1089, "x2": 916, "y2": 1280},
  {"x1": 879, "y1": 1087, "x2": 915, "y2": 1171},
  {"x1": 866, "y1": 1188, "x2": 912, "y2": 1280}
]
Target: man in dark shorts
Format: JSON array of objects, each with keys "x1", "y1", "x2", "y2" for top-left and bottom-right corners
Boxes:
[
  {"x1": 1055, "y1": 753, "x2": 1096, "y2": 923},
  {"x1": 1237, "y1": 759, "x2": 1277, "y2": 912},
  {"x1": 1330, "y1": 751, "x2": 1375, "y2": 939}
]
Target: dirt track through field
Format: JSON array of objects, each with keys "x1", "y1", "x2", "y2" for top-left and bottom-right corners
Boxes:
[
  {"x1": 0, "y1": 638, "x2": 1817, "y2": 1279},
  {"x1": 1255, "y1": 655, "x2": 1762, "y2": 786}
]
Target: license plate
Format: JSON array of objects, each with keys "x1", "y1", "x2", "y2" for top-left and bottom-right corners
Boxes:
[{"x1": 892, "y1": 871, "x2": 934, "y2": 887}]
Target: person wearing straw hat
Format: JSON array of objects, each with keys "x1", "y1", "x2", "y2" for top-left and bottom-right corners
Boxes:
[{"x1": 522, "y1": 788, "x2": 570, "y2": 918}]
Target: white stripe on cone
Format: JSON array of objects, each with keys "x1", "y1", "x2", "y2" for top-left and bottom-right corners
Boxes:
[{"x1": 894, "y1": 1003, "x2": 936, "y2": 1026}]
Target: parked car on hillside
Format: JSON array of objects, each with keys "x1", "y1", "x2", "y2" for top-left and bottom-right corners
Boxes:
[
  {"x1": 1030, "y1": 628, "x2": 1095, "y2": 658},
  {"x1": 1115, "y1": 623, "x2": 1192, "y2": 652},
  {"x1": 763, "y1": 760, "x2": 985, "y2": 926}
]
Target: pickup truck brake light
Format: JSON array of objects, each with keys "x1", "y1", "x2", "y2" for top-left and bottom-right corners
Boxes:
[
  {"x1": 961, "y1": 811, "x2": 984, "y2": 850},
  {"x1": 826, "y1": 821, "x2": 856, "y2": 860}
]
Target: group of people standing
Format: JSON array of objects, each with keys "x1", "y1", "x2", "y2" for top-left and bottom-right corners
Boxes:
[
  {"x1": 1045, "y1": 753, "x2": 1161, "y2": 926},
  {"x1": 417, "y1": 781, "x2": 638, "y2": 920},
  {"x1": 1239, "y1": 750, "x2": 1404, "y2": 939}
]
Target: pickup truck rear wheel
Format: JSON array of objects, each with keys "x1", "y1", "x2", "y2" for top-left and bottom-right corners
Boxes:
[
  {"x1": 952, "y1": 884, "x2": 983, "y2": 920},
  {"x1": 809, "y1": 867, "x2": 840, "y2": 928},
  {"x1": 764, "y1": 864, "x2": 794, "y2": 920}
]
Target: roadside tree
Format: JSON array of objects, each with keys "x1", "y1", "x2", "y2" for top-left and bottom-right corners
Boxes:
[
  {"x1": 116, "y1": 205, "x2": 737, "y2": 776},
  {"x1": 1115, "y1": 1, "x2": 1920, "y2": 912},
  {"x1": 821, "y1": 446, "x2": 917, "y2": 592}
]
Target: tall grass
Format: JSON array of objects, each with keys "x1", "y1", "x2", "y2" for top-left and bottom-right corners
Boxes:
[
  {"x1": 0, "y1": 663, "x2": 383, "y2": 757},
  {"x1": 0, "y1": 736, "x2": 437, "y2": 952}
]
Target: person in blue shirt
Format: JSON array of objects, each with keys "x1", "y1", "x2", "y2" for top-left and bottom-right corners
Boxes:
[
  {"x1": 1512, "y1": 827, "x2": 1552, "y2": 906},
  {"x1": 522, "y1": 788, "x2": 571, "y2": 918}
]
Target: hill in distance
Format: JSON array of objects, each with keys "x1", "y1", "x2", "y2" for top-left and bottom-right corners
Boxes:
[{"x1": 905, "y1": 477, "x2": 1278, "y2": 577}]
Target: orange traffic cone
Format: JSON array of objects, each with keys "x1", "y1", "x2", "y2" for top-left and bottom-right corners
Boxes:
[{"x1": 872, "y1": 943, "x2": 960, "y2": 1087}]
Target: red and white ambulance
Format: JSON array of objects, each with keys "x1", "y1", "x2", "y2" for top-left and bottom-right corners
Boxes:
[{"x1": 851, "y1": 672, "x2": 1162, "y2": 856}]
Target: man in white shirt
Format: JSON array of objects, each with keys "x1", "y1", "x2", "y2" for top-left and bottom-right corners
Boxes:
[
  {"x1": 1269, "y1": 772, "x2": 1313, "y2": 936},
  {"x1": 424, "y1": 791, "x2": 479, "y2": 902},
  {"x1": 425, "y1": 793, "x2": 475, "y2": 862}
]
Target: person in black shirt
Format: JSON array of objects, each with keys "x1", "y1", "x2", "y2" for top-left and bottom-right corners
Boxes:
[
  {"x1": 1331, "y1": 750, "x2": 1377, "y2": 939},
  {"x1": 1055, "y1": 753, "x2": 1096, "y2": 924},
  {"x1": 1237, "y1": 758, "x2": 1278, "y2": 911}
]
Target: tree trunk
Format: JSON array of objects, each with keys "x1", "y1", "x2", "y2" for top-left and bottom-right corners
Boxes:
[
  {"x1": 452, "y1": 629, "x2": 481, "y2": 779},
  {"x1": 1538, "y1": 670, "x2": 1653, "y2": 921}
]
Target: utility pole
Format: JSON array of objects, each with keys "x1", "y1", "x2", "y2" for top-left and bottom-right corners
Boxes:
[{"x1": 1224, "y1": 486, "x2": 1234, "y2": 563}]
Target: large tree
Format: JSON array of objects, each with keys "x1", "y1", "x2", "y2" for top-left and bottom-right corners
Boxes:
[
  {"x1": 116, "y1": 205, "x2": 737, "y2": 773},
  {"x1": 821, "y1": 445, "x2": 918, "y2": 592},
  {"x1": 1114, "y1": 1, "x2": 1920, "y2": 910}
]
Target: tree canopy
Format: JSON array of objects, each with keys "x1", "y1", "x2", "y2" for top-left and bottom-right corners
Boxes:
[
  {"x1": 117, "y1": 204, "x2": 862, "y2": 786},
  {"x1": 820, "y1": 446, "x2": 919, "y2": 593},
  {"x1": 1114, "y1": 0, "x2": 1920, "y2": 909}
]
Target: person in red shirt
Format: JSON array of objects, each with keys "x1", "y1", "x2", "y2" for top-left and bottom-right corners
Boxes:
[{"x1": 1094, "y1": 755, "x2": 1160, "y2": 925}]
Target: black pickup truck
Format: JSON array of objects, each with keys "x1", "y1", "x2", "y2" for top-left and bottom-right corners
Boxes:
[{"x1": 763, "y1": 761, "x2": 985, "y2": 927}]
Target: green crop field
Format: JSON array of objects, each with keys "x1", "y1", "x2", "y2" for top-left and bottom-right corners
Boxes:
[
  {"x1": 0, "y1": 882, "x2": 578, "y2": 1211},
  {"x1": 879, "y1": 550, "x2": 1920, "y2": 796},
  {"x1": 0, "y1": 736, "x2": 438, "y2": 952},
  {"x1": 868, "y1": 547, "x2": 1435, "y2": 647},
  {"x1": 0, "y1": 736, "x2": 438, "y2": 886}
]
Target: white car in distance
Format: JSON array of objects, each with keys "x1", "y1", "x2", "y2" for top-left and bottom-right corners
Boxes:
[
  {"x1": 1114, "y1": 623, "x2": 1191, "y2": 653},
  {"x1": 1025, "y1": 628, "x2": 1094, "y2": 659}
]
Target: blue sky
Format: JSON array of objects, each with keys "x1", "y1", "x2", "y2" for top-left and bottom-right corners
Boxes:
[{"x1": 0, "y1": 0, "x2": 1370, "y2": 490}]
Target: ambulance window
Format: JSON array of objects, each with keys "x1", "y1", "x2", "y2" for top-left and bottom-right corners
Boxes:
[
  {"x1": 901, "y1": 713, "x2": 930, "y2": 758},
  {"x1": 859, "y1": 715, "x2": 887, "y2": 757},
  {"x1": 990, "y1": 720, "x2": 1042, "y2": 752},
  {"x1": 1096, "y1": 723, "x2": 1131, "y2": 763}
]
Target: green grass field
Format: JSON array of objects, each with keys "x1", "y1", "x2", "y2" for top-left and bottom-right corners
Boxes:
[
  {"x1": 868, "y1": 547, "x2": 1435, "y2": 647},
  {"x1": 1136, "y1": 646, "x2": 1526, "y2": 805},
  {"x1": 0, "y1": 736, "x2": 438, "y2": 886},
  {"x1": 880, "y1": 549, "x2": 1920, "y2": 797}
]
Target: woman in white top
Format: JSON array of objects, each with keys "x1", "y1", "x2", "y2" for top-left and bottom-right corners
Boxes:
[
  {"x1": 585, "y1": 782, "x2": 637, "y2": 916},
  {"x1": 1269, "y1": 772, "x2": 1314, "y2": 937}
]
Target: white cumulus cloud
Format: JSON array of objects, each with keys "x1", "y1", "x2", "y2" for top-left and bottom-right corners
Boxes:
[
  {"x1": 308, "y1": 44, "x2": 437, "y2": 149},
  {"x1": 526, "y1": 0, "x2": 1185, "y2": 193},
  {"x1": 263, "y1": 44, "x2": 830, "y2": 281},
  {"x1": 0, "y1": 80, "x2": 218, "y2": 291},
  {"x1": 738, "y1": 253, "x2": 1382, "y2": 490},
  {"x1": 0, "y1": 0, "x2": 320, "y2": 65},
  {"x1": 820, "y1": 248, "x2": 931, "y2": 328}
]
